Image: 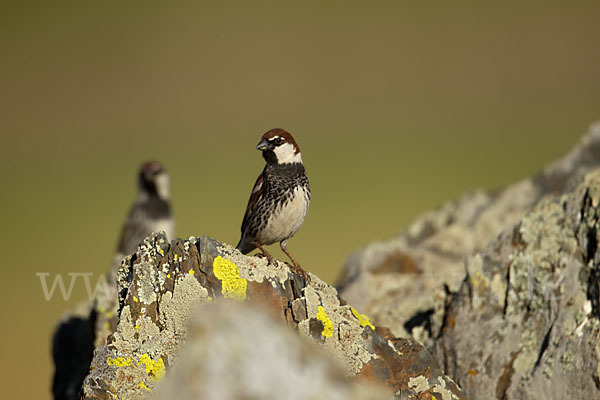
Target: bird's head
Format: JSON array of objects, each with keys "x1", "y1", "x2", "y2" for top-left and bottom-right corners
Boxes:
[
  {"x1": 256, "y1": 128, "x2": 303, "y2": 165},
  {"x1": 138, "y1": 161, "x2": 170, "y2": 200}
]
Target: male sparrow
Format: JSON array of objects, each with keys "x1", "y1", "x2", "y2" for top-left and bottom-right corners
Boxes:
[
  {"x1": 236, "y1": 128, "x2": 311, "y2": 275},
  {"x1": 115, "y1": 161, "x2": 174, "y2": 260}
]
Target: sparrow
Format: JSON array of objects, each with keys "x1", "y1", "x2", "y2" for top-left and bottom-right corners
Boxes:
[
  {"x1": 115, "y1": 161, "x2": 174, "y2": 260},
  {"x1": 236, "y1": 128, "x2": 311, "y2": 276}
]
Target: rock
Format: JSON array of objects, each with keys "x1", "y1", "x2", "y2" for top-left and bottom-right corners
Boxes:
[
  {"x1": 58, "y1": 124, "x2": 600, "y2": 400},
  {"x1": 337, "y1": 123, "x2": 600, "y2": 341},
  {"x1": 434, "y1": 169, "x2": 600, "y2": 399},
  {"x1": 51, "y1": 266, "x2": 119, "y2": 400},
  {"x1": 154, "y1": 301, "x2": 390, "y2": 400},
  {"x1": 52, "y1": 303, "x2": 96, "y2": 400},
  {"x1": 80, "y1": 233, "x2": 464, "y2": 400}
]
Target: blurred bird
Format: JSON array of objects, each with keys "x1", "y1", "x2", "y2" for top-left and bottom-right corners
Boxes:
[
  {"x1": 115, "y1": 161, "x2": 174, "y2": 260},
  {"x1": 236, "y1": 128, "x2": 311, "y2": 276}
]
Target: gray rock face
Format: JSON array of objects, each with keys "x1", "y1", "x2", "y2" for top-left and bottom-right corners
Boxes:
[
  {"x1": 334, "y1": 123, "x2": 600, "y2": 399},
  {"x1": 337, "y1": 123, "x2": 600, "y2": 342},
  {"x1": 434, "y1": 170, "x2": 600, "y2": 399}
]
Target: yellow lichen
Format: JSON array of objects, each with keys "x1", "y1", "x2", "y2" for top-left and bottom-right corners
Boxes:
[
  {"x1": 432, "y1": 396, "x2": 437, "y2": 400},
  {"x1": 138, "y1": 354, "x2": 166, "y2": 382},
  {"x1": 213, "y1": 256, "x2": 247, "y2": 301},
  {"x1": 158, "y1": 249, "x2": 164, "y2": 256},
  {"x1": 133, "y1": 296, "x2": 139, "y2": 303},
  {"x1": 351, "y1": 307, "x2": 375, "y2": 330},
  {"x1": 166, "y1": 274, "x2": 171, "y2": 279},
  {"x1": 188, "y1": 268, "x2": 194, "y2": 275},
  {"x1": 138, "y1": 382, "x2": 152, "y2": 392},
  {"x1": 316, "y1": 306, "x2": 333, "y2": 338},
  {"x1": 174, "y1": 254, "x2": 178, "y2": 260},
  {"x1": 107, "y1": 356, "x2": 131, "y2": 367},
  {"x1": 470, "y1": 271, "x2": 489, "y2": 289}
]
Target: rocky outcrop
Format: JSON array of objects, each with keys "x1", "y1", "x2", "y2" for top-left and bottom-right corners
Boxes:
[
  {"x1": 334, "y1": 123, "x2": 600, "y2": 399},
  {"x1": 154, "y1": 301, "x2": 390, "y2": 400},
  {"x1": 433, "y1": 170, "x2": 600, "y2": 398},
  {"x1": 337, "y1": 123, "x2": 600, "y2": 342},
  {"x1": 51, "y1": 266, "x2": 119, "y2": 400},
  {"x1": 52, "y1": 303, "x2": 96, "y2": 400},
  {"x1": 79, "y1": 234, "x2": 463, "y2": 399},
  {"x1": 54, "y1": 123, "x2": 600, "y2": 399}
]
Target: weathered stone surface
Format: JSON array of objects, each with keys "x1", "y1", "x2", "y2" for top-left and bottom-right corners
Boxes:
[
  {"x1": 434, "y1": 170, "x2": 600, "y2": 399},
  {"x1": 80, "y1": 234, "x2": 464, "y2": 400},
  {"x1": 155, "y1": 301, "x2": 390, "y2": 400},
  {"x1": 337, "y1": 123, "x2": 600, "y2": 341}
]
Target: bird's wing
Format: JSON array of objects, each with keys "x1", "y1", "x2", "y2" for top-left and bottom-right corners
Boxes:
[
  {"x1": 240, "y1": 171, "x2": 265, "y2": 235},
  {"x1": 116, "y1": 206, "x2": 148, "y2": 256}
]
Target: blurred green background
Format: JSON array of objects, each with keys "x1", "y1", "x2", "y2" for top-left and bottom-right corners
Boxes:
[{"x1": 1, "y1": 1, "x2": 599, "y2": 398}]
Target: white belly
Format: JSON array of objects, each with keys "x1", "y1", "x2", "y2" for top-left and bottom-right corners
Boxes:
[
  {"x1": 148, "y1": 218, "x2": 174, "y2": 241},
  {"x1": 257, "y1": 187, "x2": 309, "y2": 245}
]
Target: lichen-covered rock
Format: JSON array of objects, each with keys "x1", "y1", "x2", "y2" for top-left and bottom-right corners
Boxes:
[
  {"x1": 433, "y1": 169, "x2": 600, "y2": 399},
  {"x1": 337, "y1": 123, "x2": 600, "y2": 341},
  {"x1": 155, "y1": 301, "x2": 391, "y2": 400},
  {"x1": 80, "y1": 233, "x2": 464, "y2": 400}
]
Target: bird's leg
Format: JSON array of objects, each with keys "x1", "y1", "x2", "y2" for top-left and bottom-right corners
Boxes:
[
  {"x1": 280, "y1": 240, "x2": 310, "y2": 281},
  {"x1": 253, "y1": 241, "x2": 275, "y2": 264}
]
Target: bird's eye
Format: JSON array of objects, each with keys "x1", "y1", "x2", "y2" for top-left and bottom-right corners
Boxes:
[{"x1": 273, "y1": 137, "x2": 284, "y2": 146}]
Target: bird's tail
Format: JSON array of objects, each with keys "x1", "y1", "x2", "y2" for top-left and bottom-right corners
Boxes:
[{"x1": 236, "y1": 238, "x2": 256, "y2": 255}]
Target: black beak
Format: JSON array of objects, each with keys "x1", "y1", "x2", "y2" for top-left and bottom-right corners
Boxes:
[{"x1": 256, "y1": 138, "x2": 270, "y2": 151}]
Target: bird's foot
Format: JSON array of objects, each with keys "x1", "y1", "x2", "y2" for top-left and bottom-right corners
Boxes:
[
  {"x1": 253, "y1": 242, "x2": 275, "y2": 264},
  {"x1": 281, "y1": 247, "x2": 310, "y2": 283},
  {"x1": 290, "y1": 261, "x2": 310, "y2": 283}
]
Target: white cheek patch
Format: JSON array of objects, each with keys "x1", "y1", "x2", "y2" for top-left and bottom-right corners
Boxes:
[
  {"x1": 155, "y1": 173, "x2": 170, "y2": 200},
  {"x1": 273, "y1": 142, "x2": 302, "y2": 164}
]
